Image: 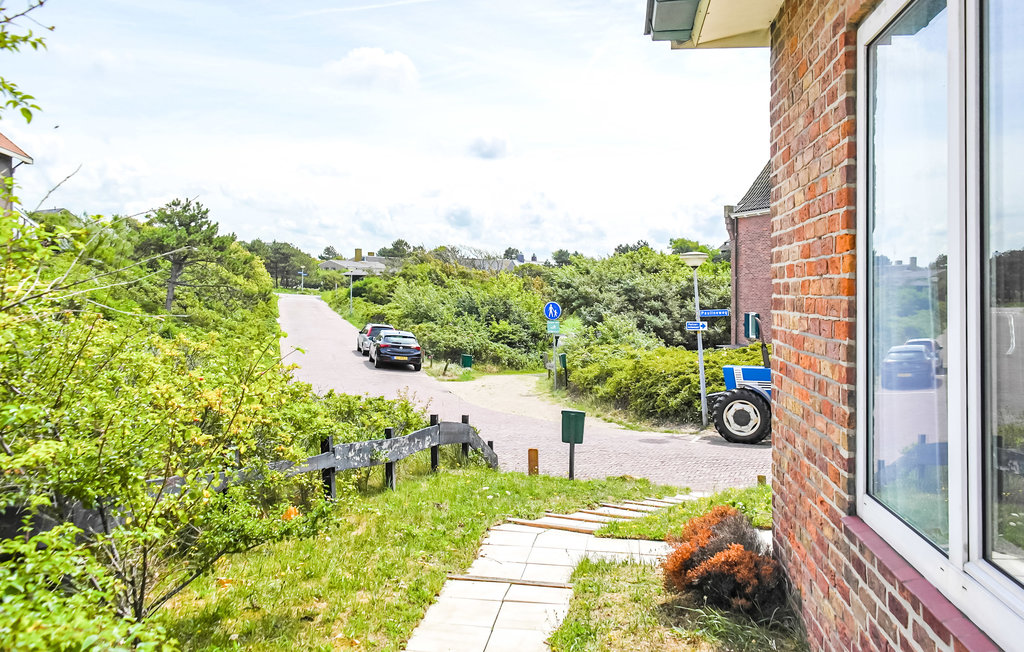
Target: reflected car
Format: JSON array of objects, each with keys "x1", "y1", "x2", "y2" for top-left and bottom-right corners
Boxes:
[
  {"x1": 369, "y1": 330, "x2": 422, "y2": 371},
  {"x1": 356, "y1": 323, "x2": 393, "y2": 356},
  {"x1": 881, "y1": 344, "x2": 936, "y2": 390},
  {"x1": 904, "y1": 337, "x2": 944, "y2": 374}
]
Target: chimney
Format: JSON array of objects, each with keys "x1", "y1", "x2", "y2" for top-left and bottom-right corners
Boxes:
[
  {"x1": 355, "y1": 248, "x2": 362, "y2": 262},
  {"x1": 368, "y1": 252, "x2": 375, "y2": 257},
  {"x1": 910, "y1": 256, "x2": 918, "y2": 269},
  {"x1": 516, "y1": 253, "x2": 525, "y2": 263}
]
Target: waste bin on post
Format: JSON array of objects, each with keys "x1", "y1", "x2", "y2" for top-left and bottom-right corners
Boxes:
[
  {"x1": 561, "y1": 410, "x2": 585, "y2": 444},
  {"x1": 461, "y1": 353, "x2": 473, "y2": 368},
  {"x1": 561, "y1": 409, "x2": 585, "y2": 480}
]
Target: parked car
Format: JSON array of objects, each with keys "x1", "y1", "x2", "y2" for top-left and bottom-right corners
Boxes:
[
  {"x1": 904, "y1": 337, "x2": 944, "y2": 374},
  {"x1": 881, "y1": 344, "x2": 936, "y2": 390},
  {"x1": 357, "y1": 323, "x2": 393, "y2": 356},
  {"x1": 369, "y1": 330, "x2": 422, "y2": 371}
]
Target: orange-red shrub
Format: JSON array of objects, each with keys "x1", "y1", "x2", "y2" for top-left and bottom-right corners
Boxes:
[{"x1": 662, "y1": 506, "x2": 785, "y2": 618}]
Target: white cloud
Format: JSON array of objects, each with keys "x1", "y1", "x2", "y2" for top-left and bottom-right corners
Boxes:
[{"x1": 323, "y1": 47, "x2": 419, "y2": 92}]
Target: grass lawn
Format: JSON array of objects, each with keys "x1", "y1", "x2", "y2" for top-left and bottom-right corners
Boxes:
[
  {"x1": 596, "y1": 485, "x2": 773, "y2": 539},
  {"x1": 548, "y1": 560, "x2": 806, "y2": 652},
  {"x1": 159, "y1": 467, "x2": 675, "y2": 651}
]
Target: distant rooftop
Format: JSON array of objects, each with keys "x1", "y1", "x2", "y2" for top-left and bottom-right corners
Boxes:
[{"x1": 733, "y1": 162, "x2": 770, "y2": 214}]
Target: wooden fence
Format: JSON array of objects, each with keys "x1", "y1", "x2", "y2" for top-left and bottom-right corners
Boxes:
[
  {"x1": 0, "y1": 414, "x2": 495, "y2": 538},
  {"x1": 277, "y1": 414, "x2": 497, "y2": 498}
]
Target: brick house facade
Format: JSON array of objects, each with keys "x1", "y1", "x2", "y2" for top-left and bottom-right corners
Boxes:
[
  {"x1": 725, "y1": 162, "x2": 773, "y2": 345},
  {"x1": 646, "y1": 0, "x2": 1022, "y2": 649}
]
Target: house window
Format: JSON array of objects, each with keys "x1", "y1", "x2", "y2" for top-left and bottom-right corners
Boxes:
[
  {"x1": 866, "y1": 0, "x2": 950, "y2": 551},
  {"x1": 857, "y1": 0, "x2": 1024, "y2": 643},
  {"x1": 983, "y1": 0, "x2": 1024, "y2": 585}
]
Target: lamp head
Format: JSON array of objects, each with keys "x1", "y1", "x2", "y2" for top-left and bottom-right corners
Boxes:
[{"x1": 679, "y1": 251, "x2": 709, "y2": 269}]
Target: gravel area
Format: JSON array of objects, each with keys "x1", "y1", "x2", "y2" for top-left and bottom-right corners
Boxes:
[{"x1": 277, "y1": 294, "x2": 771, "y2": 491}]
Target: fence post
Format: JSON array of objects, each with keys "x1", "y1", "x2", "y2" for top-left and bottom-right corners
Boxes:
[
  {"x1": 461, "y1": 415, "x2": 470, "y2": 460},
  {"x1": 430, "y1": 414, "x2": 440, "y2": 472},
  {"x1": 320, "y1": 436, "x2": 336, "y2": 500},
  {"x1": 384, "y1": 427, "x2": 396, "y2": 490}
]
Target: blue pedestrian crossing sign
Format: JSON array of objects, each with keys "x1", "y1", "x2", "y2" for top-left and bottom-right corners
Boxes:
[{"x1": 544, "y1": 302, "x2": 562, "y2": 320}]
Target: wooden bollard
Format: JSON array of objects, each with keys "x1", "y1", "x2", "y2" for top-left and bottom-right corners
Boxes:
[
  {"x1": 461, "y1": 415, "x2": 470, "y2": 460},
  {"x1": 528, "y1": 448, "x2": 539, "y2": 475},
  {"x1": 757, "y1": 474, "x2": 767, "y2": 485},
  {"x1": 320, "y1": 436, "x2": 336, "y2": 500},
  {"x1": 385, "y1": 427, "x2": 396, "y2": 490},
  {"x1": 429, "y1": 414, "x2": 440, "y2": 472}
]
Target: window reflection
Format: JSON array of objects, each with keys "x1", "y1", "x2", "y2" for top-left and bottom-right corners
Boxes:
[
  {"x1": 867, "y1": 0, "x2": 949, "y2": 550},
  {"x1": 984, "y1": 0, "x2": 1024, "y2": 585}
]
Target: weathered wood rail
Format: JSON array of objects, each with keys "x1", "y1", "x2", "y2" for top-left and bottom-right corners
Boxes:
[
  {"x1": 281, "y1": 414, "x2": 497, "y2": 498},
  {"x1": 1, "y1": 414, "x2": 496, "y2": 537}
]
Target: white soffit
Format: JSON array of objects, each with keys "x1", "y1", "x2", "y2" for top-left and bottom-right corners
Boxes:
[{"x1": 674, "y1": 0, "x2": 782, "y2": 49}]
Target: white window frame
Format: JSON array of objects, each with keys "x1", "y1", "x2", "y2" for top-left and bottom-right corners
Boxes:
[{"x1": 855, "y1": 0, "x2": 1024, "y2": 646}]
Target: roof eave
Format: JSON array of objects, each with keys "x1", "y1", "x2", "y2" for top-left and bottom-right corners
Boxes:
[{"x1": 0, "y1": 145, "x2": 33, "y2": 165}]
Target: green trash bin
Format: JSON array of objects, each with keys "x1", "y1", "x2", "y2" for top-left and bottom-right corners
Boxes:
[
  {"x1": 461, "y1": 353, "x2": 473, "y2": 368},
  {"x1": 561, "y1": 409, "x2": 585, "y2": 444},
  {"x1": 558, "y1": 352, "x2": 567, "y2": 369}
]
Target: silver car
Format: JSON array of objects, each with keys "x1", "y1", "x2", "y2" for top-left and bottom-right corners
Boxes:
[{"x1": 356, "y1": 323, "x2": 393, "y2": 356}]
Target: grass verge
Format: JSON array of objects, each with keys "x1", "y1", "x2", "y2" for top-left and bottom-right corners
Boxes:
[
  {"x1": 596, "y1": 485, "x2": 772, "y2": 539},
  {"x1": 548, "y1": 559, "x2": 805, "y2": 652},
  {"x1": 159, "y1": 467, "x2": 676, "y2": 651}
]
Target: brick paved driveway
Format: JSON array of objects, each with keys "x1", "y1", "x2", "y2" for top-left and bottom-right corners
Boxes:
[{"x1": 278, "y1": 294, "x2": 771, "y2": 491}]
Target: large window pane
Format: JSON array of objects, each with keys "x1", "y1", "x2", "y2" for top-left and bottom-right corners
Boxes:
[
  {"x1": 867, "y1": 0, "x2": 949, "y2": 550},
  {"x1": 984, "y1": 0, "x2": 1024, "y2": 585}
]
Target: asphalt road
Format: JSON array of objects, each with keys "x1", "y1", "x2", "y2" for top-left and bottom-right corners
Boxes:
[{"x1": 277, "y1": 294, "x2": 772, "y2": 490}]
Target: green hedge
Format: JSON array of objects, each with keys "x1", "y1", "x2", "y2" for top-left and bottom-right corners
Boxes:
[{"x1": 568, "y1": 342, "x2": 768, "y2": 425}]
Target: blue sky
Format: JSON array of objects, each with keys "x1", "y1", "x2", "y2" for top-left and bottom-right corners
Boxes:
[{"x1": 2, "y1": 0, "x2": 769, "y2": 259}]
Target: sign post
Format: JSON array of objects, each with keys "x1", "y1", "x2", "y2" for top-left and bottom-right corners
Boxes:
[{"x1": 544, "y1": 302, "x2": 562, "y2": 392}]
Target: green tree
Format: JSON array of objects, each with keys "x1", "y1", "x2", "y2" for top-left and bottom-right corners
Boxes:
[
  {"x1": 503, "y1": 247, "x2": 522, "y2": 260},
  {"x1": 134, "y1": 198, "x2": 234, "y2": 311},
  {"x1": 377, "y1": 238, "x2": 412, "y2": 258},
  {"x1": 614, "y1": 240, "x2": 651, "y2": 255},
  {"x1": 669, "y1": 237, "x2": 726, "y2": 263},
  {"x1": 319, "y1": 245, "x2": 339, "y2": 260},
  {"x1": 552, "y1": 249, "x2": 578, "y2": 267},
  {"x1": 0, "y1": 2, "x2": 50, "y2": 124}
]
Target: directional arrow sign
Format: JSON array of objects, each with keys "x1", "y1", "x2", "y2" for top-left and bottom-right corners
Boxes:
[
  {"x1": 685, "y1": 321, "x2": 709, "y2": 331},
  {"x1": 543, "y1": 302, "x2": 562, "y2": 320},
  {"x1": 699, "y1": 309, "x2": 730, "y2": 318}
]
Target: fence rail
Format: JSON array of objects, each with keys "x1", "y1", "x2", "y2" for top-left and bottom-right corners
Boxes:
[{"x1": 1, "y1": 414, "x2": 495, "y2": 537}]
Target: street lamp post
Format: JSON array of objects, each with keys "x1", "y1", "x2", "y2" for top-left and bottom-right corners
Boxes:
[
  {"x1": 680, "y1": 251, "x2": 710, "y2": 428},
  {"x1": 349, "y1": 273, "x2": 354, "y2": 315}
]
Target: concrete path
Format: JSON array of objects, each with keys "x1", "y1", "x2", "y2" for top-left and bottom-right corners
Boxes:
[
  {"x1": 403, "y1": 495, "x2": 694, "y2": 652},
  {"x1": 277, "y1": 294, "x2": 772, "y2": 491}
]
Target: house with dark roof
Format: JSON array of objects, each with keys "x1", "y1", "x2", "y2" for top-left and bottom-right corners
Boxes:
[{"x1": 724, "y1": 162, "x2": 771, "y2": 345}]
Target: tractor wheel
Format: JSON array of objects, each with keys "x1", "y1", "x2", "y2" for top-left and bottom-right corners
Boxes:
[{"x1": 713, "y1": 388, "x2": 771, "y2": 444}]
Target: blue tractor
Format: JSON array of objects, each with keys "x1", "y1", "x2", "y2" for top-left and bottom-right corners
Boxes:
[{"x1": 707, "y1": 313, "x2": 772, "y2": 444}]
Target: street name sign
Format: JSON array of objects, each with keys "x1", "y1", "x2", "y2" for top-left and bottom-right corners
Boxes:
[
  {"x1": 685, "y1": 321, "x2": 709, "y2": 331},
  {"x1": 699, "y1": 308, "x2": 730, "y2": 318}
]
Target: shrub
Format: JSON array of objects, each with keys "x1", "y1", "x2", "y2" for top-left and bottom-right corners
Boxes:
[
  {"x1": 566, "y1": 341, "x2": 769, "y2": 424},
  {"x1": 663, "y1": 506, "x2": 786, "y2": 620}
]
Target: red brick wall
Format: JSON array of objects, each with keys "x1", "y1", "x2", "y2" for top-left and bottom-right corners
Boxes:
[
  {"x1": 769, "y1": 0, "x2": 996, "y2": 649},
  {"x1": 732, "y1": 210, "x2": 773, "y2": 345}
]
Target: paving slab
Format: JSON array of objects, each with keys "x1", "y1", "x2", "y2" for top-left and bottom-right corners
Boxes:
[
  {"x1": 483, "y1": 628, "x2": 550, "y2": 652},
  {"x1": 405, "y1": 622, "x2": 493, "y2": 652},
  {"x1": 440, "y1": 579, "x2": 511, "y2": 602}
]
